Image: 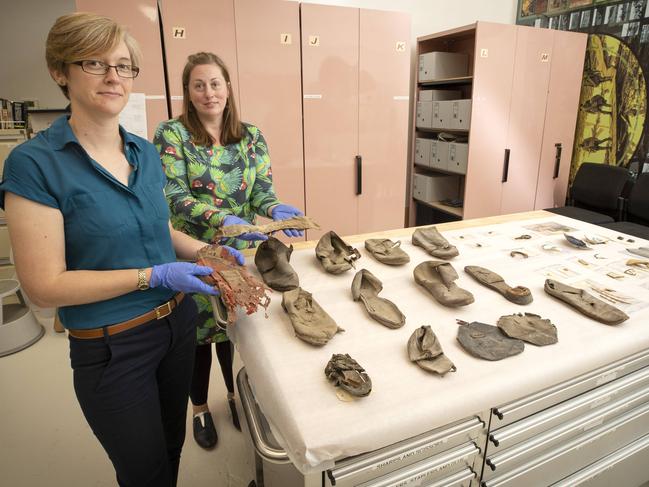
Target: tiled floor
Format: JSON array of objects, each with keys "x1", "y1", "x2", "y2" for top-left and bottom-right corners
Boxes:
[{"x1": 0, "y1": 312, "x2": 255, "y2": 487}]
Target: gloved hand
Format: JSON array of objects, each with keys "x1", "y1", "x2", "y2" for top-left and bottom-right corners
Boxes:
[
  {"x1": 207, "y1": 244, "x2": 245, "y2": 266},
  {"x1": 223, "y1": 215, "x2": 267, "y2": 241},
  {"x1": 270, "y1": 203, "x2": 304, "y2": 238},
  {"x1": 150, "y1": 262, "x2": 218, "y2": 295}
]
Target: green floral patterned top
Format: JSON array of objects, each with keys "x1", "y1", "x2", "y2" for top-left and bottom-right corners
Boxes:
[
  {"x1": 153, "y1": 118, "x2": 280, "y2": 250},
  {"x1": 153, "y1": 118, "x2": 280, "y2": 344}
]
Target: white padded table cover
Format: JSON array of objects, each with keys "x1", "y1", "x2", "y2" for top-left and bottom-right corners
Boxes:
[{"x1": 229, "y1": 215, "x2": 649, "y2": 473}]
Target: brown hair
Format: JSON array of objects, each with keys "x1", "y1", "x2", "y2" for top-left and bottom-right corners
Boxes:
[
  {"x1": 179, "y1": 52, "x2": 243, "y2": 147},
  {"x1": 45, "y1": 12, "x2": 141, "y2": 100}
]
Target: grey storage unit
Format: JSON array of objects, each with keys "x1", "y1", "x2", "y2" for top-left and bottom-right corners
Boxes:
[{"x1": 482, "y1": 348, "x2": 649, "y2": 487}]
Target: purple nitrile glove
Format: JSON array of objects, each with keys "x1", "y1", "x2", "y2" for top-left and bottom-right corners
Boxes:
[
  {"x1": 271, "y1": 203, "x2": 304, "y2": 238},
  {"x1": 221, "y1": 244, "x2": 245, "y2": 266},
  {"x1": 150, "y1": 262, "x2": 219, "y2": 295},
  {"x1": 222, "y1": 215, "x2": 268, "y2": 241}
]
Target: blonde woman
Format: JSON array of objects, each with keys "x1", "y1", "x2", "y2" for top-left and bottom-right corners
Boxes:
[{"x1": 0, "y1": 13, "x2": 242, "y2": 486}]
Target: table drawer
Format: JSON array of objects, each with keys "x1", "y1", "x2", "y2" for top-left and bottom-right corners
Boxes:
[
  {"x1": 488, "y1": 365, "x2": 649, "y2": 451},
  {"x1": 482, "y1": 401, "x2": 649, "y2": 487},
  {"x1": 550, "y1": 433, "x2": 649, "y2": 487},
  {"x1": 491, "y1": 348, "x2": 649, "y2": 428},
  {"x1": 326, "y1": 417, "x2": 484, "y2": 487},
  {"x1": 484, "y1": 382, "x2": 649, "y2": 478},
  {"x1": 355, "y1": 443, "x2": 479, "y2": 487}
]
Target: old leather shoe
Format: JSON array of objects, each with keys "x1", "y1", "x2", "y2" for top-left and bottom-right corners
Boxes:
[
  {"x1": 351, "y1": 269, "x2": 405, "y2": 329},
  {"x1": 254, "y1": 236, "x2": 299, "y2": 291},
  {"x1": 315, "y1": 231, "x2": 361, "y2": 274},
  {"x1": 412, "y1": 226, "x2": 459, "y2": 259},
  {"x1": 414, "y1": 261, "x2": 474, "y2": 307}
]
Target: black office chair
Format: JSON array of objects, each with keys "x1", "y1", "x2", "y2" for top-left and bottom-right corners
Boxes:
[
  {"x1": 546, "y1": 162, "x2": 630, "y2": 224},
  {"x1": 600, "y1": 172, "x2": 649, "y2": 240}
]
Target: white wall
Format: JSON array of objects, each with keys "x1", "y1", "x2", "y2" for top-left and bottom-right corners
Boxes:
[
  {"x1": 0, "y1": 0, "x2": 76, "y2": 108},
  {"x1": 294, "y1": 0, "x2": 517, "y2": 38}
]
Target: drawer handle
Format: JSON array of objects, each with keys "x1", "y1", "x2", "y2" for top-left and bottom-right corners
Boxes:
[
  {"x1": 553, "y1": 143, "x2": 562, "y2": 179},
  {"x1": 356, "y1": 155, "x2": 362, "y2": 195},
  {"x1": 502, "y1": 149, "x2": 510, "y2": 183}
]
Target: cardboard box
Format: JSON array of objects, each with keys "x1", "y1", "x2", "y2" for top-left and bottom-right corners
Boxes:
[
  {"x1": 416, "y1": 101, "x2": 433, "y2": 129},
  {"x1": 413, "y1": 173, "x2": 459, "y2": 203},
  {"x1": 451, "y1": 99, "x2": 472, "y2": 130},
  {"x1": 432, "y1": 101, "x2": 453, "y2": 129},
  {"x1": 418, "y1": 89, "x2": 462, "y2": 101},
  {"x1": 448, "y1": 142, "x2": 469, "y2": 174},
  {"x1": 419, "y1": 52, "x2": 469, "y2": 81},
  {"x1": 430, "y1": 140, "x2": 450, "y2": 171},
  {"x1": 415, "y1": 138, "x2": 431, "y2": 167}
]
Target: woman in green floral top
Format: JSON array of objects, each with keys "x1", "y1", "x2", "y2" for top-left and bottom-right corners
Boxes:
[{"x1": 154, "y1": 52, "x2": 303, "y2": 449}]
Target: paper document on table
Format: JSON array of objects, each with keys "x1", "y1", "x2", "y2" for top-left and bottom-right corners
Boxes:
[{"x1": 119, "y1": 92, "x2": 147, "y2": 139}]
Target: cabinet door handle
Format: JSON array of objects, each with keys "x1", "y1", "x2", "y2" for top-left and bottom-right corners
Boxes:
[
  {"x1": 501, "y1": 149, "x2": 510, "y2": 183},
  {"x1": 356, "y1": 155, "x2": 362, "y2": 195},
  {"x1": 553, "y1": 143, "x2": 562, "y2": 179}
]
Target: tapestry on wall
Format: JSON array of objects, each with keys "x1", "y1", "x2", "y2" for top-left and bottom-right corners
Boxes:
[{"x1": 517, "y1": 0, "x2": 648, "y2": 183}]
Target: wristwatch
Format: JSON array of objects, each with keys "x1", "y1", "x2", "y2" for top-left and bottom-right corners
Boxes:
[{"x1": 137, "y1": 268, "x2": 149, "y2": 291}]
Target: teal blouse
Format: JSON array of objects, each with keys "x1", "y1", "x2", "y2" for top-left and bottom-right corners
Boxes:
[{"x1": 0, "y1": 116, "x2": 176, "y2": 329}]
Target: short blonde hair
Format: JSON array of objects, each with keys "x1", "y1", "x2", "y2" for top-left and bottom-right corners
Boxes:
[{"x1": 45, "y1": 12, "x2": 141, "y2": 99}]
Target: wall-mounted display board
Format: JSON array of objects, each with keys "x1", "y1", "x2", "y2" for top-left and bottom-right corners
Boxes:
[{"x1": 516, "y1": 0, "x2": 648, "y2": 182}]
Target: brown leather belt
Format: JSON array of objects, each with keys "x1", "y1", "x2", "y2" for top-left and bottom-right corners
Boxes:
[{"x1": 68, "y1": 293, "x2": 185, "y2": 340}]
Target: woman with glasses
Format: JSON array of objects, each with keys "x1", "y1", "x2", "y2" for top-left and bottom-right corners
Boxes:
[
  {"x1": 0, "y1": 13, "x2": 243, "y2": 486},
  {"x1": 153, "y1": 52, "x2": 302, "y2": 449}
]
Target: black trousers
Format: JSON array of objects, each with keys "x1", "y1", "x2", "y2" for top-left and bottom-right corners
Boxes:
[
  {"x1": 190, "y1": 340, "x2": 234, "y2": 406},
  {"x1": 69, "y1": 296, "x2": 197, "y2": 487}
]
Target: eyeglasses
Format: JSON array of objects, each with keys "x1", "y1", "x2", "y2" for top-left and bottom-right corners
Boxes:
[{"x1": 70, "y1": 60, "x2": 140, "y2": 79}]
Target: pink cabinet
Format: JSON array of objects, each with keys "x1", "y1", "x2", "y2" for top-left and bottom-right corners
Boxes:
[
  {"x1": 158, "y1": 0, "x2": 238, "y2": 118},
  {"x1": 301, "y1": 4, "x2": 360, "y2": 240},
  {"x1": 234, "y1": 0, "x2": 305, "y2": 223},
  {"x1": 358, "y1": 9, "x2": 410, "y2": 234},
  {"x1": 302, "y1": 4, "x2": 410, "y2": 239},
  {"x1": 463, "y1": 23, "x2": 517, "y2": 219},
  {"x1": 75, "y1": 0, "x2": 168, "y2": 139},
  {"x1": 534, "y1": 30, "x2": 587, "y2": 210},
  {"x1": 499, "y1": 25, "x2": 553, "y2": 215}
]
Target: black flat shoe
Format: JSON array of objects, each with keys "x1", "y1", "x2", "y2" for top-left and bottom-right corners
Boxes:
[
  {"x1": 193, "y1": 411, "x2": 218, "y2": 449},
  {"x1": 228, "y1": 397, "x2": 241, "y2": 431}
]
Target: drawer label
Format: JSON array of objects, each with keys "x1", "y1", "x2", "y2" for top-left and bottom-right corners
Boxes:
[
  {"x1": 596, "y1": 371, "x2": 618, "y2": 385},
  {"x1": 583, "y1": 418, "x2": 603, "y2": 431},
  {"x1": 591, "y1": 395, "x2": 612, "y2": 409},
  {"x1": 371, "y1": 439, "x2": 450, "y2": 471},
  {"x1": 392, "y1": 457, "x2": 467, "y2": 487}
]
